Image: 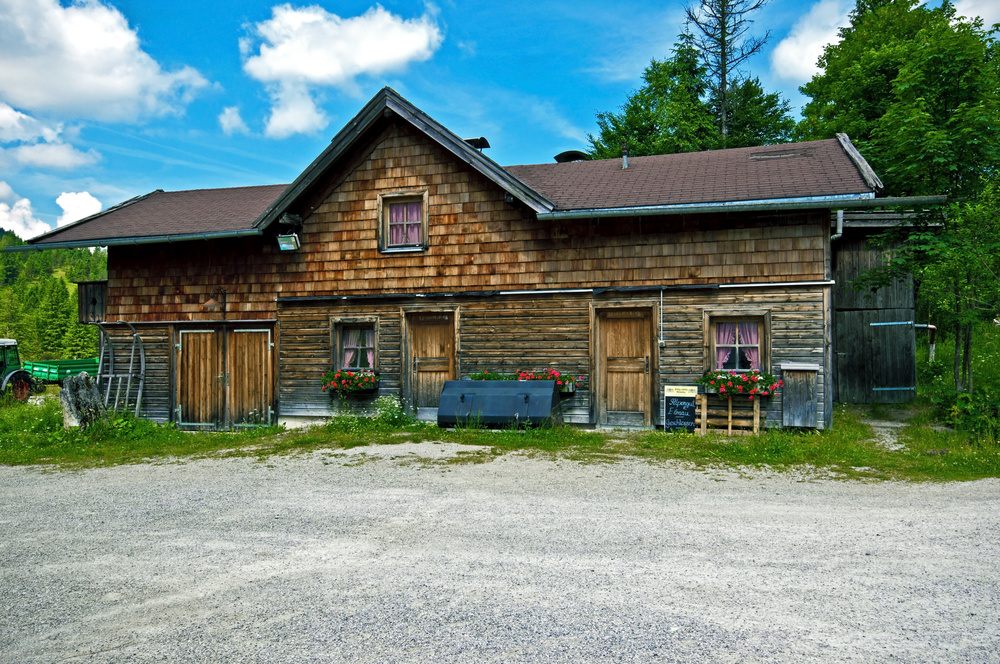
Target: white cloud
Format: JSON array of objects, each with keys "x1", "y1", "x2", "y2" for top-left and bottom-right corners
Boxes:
[
  {"x1": 0, "y1": 102, "x2": 101, "y2": 170},
  {"x1": 527, "y1": 100, "x2": 588, "y2": 144},
  {"x1": 9, "y1": 143, "x2": 100, "y2": 169},
  {"x1": 0, "y1": 183, "x2": 51, "y2": 240},
  {"x1": 242, "y1": 3, "x2": 443, "y2": 138},
  {"x1": 954, "y1": 0, "x2": 1000, "y2": 28},
  {"x1": 0, "y1": 103, "x2": 60, "y2": 142},
  {"x1": 56, "y1": 191, "x2": 102, "y2": 226},
  {"x1": 263, "y1": 85, "x2": 328, "y2": 138},
  {"x1": 0, "y1": 0, "x2": 208, "y2": 121},
  {"x1": 219, "y1": 106, "x2": 250, "y2": 135},
  {"x1": 770, "y1": 0, "x2": 853, "y2": 83}
]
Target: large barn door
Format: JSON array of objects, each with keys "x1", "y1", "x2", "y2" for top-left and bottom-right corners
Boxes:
[
  {"x1": 407, "y1": 312, "x2": 455, "y2": 420},
  {"x1": 177, "y1": 329, "x2": 223, "y2": 428},
  {"x1": 834, "y1": 310, "x2": 916, "y2": 404},
  {"x1": 176, "y1": 327, "x2": 273, "y2": 429},
  {"x1": 228, "y1": 329, "x2": 273, "y2": 426},
  {"x1": 597, "y1": 310, "x2": 652, "y2": 427}
]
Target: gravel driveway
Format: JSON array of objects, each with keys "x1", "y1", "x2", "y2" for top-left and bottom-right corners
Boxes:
[{"x1": 1, "y1": 443, "x2": 998, "y2": 663}]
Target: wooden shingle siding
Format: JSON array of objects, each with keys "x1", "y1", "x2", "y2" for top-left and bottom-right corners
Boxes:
[
  {"x1": 106, "y1": 238, "x2": 281, "y2": 322},
  {"x1": 95, "y1": 116, "x2": 838, "y2": 429},
  {"x1": 102, "y1": 120, "x2": 828, "y2": 326}
]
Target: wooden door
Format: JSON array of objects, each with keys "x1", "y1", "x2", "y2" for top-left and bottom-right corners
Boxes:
[
  {"x1": 177, "y1": 329, "x2": 223, "y2": 428},
  {"x1": 177, "y1": 327, "x2": 273, "y2": 429},
  {"x1": 598, "y1": 310, "x2": 652, "y2": 426},
  {"x1": 408, "y1": 312, "x2": 455, "y2": 418},
  {"x1": 228, "y1": 329, "x2": 273, "y2": 426}
]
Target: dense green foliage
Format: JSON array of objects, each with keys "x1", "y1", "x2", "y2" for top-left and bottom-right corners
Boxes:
[
  {"x1": 803, "y1": 0, "x2": 1000, "y2": 399},
  {"x1": 798, "y1": 0, "x2": 1000, "y2": 200},
  {"x1": 589, "y1": 34, "x2": 792, "y2": 158},
  {"x1": 0, "y1": 231, "x2": 106, "y2": 360},
  {"x1": 918, "y1": 323, "x2": 1000, "y2": 441}
]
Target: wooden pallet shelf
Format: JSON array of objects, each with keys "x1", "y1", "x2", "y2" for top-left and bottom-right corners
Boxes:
[{"x1": 696, "y1": 394, "x2": 760, "y2": 436}]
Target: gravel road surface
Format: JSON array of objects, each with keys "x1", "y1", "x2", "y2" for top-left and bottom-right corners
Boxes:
[{"x1": 1, "y1": 443, "x2": 998, "y2": 663}]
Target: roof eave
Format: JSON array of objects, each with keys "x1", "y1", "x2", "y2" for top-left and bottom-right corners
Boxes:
[
  {"x1": 536, "y1": 193, "x2": 890, "y2": 220},
  {"x1": 7, "y1": 228, "x2": 263, "y2": 252}
]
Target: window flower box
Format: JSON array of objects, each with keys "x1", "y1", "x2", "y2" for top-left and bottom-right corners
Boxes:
[
  {"x1": 469, "y1": 368, "x2": 582, "y2": 394},
  {"x1": 696, "y1": 369, "x2": 782, "y2": 401},
  {"x1": 321, "y1": 369, "x2": 380, "y2": 399}
]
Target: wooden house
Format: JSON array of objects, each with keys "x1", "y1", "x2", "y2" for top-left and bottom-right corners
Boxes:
[{"x1": 21, "y1": 88, "x2": 906, "y2": 430}]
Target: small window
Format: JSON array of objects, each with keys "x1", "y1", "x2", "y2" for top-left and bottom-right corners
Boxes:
[
  {"x1": 714, "y1": 321, "x2": 761, "y2": 371},
  {"x1": 388, "y1": 201, "x2": 422, "y2": 247},
  {"x1": 705, "y1": 311, "x2": 770, "y2": 374},
  {"x1": 339, "y1": 325, "x2": 376, "y2": 370},
  {"x1": 378, "y1": 191, "x2": 429, "y2": 252}
]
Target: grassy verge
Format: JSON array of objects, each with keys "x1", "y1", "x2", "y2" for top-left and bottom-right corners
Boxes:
[{"x1": 2, "y1": 398, "x2": 998, "y2": 481}]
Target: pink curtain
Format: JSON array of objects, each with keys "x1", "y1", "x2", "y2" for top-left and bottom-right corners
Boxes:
[
  {"x1": 364, "y1": 329, "x2": 375, "y2": 368},
  {"x1": 715, "y1": 323, "x2": 736, "y2": 369},
  {"x1": 738, "y1": 322, "x2": 760, "y2": 370},
  {"x1": 389, "y1": 202, "x2": 422, "y2": 246},
  {"x1": 406, "y1": 202, "x2": 422, "y2": 244},
  {"x1": 343, "y1": 328, "x2": 359, "y2": 368},
  {"x1": 389, "y1": 204, "x2": 406, "y2": 245}
]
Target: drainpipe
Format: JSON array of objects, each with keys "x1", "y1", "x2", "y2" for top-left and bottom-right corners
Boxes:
[{"x1": 830, "y1": 209, "x2": 844, "y2": 242}]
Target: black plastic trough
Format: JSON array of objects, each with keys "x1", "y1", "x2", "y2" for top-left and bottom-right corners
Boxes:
[{"x1": 437, "y1": 380, "x2": 563, "y2": 428}]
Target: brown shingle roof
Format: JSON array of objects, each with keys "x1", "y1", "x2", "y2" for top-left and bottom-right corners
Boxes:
[
  {"x1": 31, "y1": 184, "x2": 288, "y2": 246},
  {"x1": 505, "y1": 139, "x2": 875, "y2": 211}
]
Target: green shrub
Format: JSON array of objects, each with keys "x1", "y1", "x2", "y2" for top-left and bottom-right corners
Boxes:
[{"x1": 372, "y1": 395, "x2": 414, "y2": 427}]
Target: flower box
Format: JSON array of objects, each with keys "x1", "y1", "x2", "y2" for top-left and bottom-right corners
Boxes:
[
  {"x1": 470, "y1": 368, "x2": 582, "y2": 394},
  {"x1": 696, "y1": 369, "x2": 782, "y2": 401},
  {"x1": 321, "y1": 369, "x2": 380, "y2": 399}
]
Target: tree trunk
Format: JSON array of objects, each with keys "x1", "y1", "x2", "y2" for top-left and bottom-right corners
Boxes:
[
  {"x1": 953, "y1": 291, "x2": 963, "y2": 391},
  {"x1": 963, "y1": 323, "x2": 973, "y2": 394}
]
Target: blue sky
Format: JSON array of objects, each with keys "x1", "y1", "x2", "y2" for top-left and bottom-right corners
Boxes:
[{"x1": 1, "y1": 0, "x2": 996, "y2": 240}]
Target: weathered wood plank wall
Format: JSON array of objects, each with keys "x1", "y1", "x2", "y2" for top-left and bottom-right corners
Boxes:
[
  {"x1": 832, "y1": 226, "x2": 916, "y2": 403},
  {"x1": 103, "y1": 325, "x2": 171, "y2": 423},
  {"x1": 276, "y1": 286, "x2": 829, "y2": 428}
]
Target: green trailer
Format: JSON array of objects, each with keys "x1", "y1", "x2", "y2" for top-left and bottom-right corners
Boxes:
[{"x1": 23, "y1": 358, "x2": 100, "y2": 384}]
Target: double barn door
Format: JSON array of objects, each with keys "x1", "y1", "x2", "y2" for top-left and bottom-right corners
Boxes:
[{"x1": 176, "y1": 327, "x2": 273, "y2": 429}]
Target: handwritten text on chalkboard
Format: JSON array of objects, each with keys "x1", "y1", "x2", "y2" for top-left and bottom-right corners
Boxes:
[{"x1": 663, "y1": 386, "x2": 698, "y2": 433}]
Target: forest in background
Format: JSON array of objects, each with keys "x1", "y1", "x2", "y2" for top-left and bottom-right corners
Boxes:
[{"x1": 0, "y1": 231, "x2": 107, "y2": 362}]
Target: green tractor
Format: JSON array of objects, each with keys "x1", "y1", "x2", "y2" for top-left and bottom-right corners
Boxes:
[{"x1": 1, "y1": 339, "x2": 39, "y2": 402}]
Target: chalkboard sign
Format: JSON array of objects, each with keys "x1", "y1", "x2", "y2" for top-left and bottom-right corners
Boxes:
[{"x1": 663, "y1": 386, "x2": 698, "y2": 433}]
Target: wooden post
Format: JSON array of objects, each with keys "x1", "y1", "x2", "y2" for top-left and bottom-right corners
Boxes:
[
  {"x1": 699, "y1": 393, "x2": 707, "y2": 435},
  {"x1": 753, "y1": 397, "x2": 760, "y2": 434}
]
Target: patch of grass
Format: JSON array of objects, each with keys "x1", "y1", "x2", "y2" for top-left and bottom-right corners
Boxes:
[
  {"x1": 2, "y1": 399, "x2": 998, "y2": 481},
  {"x1": 0, "y1": 398, "x2": 284, "y2": 467}
]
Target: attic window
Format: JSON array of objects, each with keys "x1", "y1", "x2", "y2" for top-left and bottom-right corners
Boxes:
[
  {"x1": 377, "y1": 190, "x2": 429, "y2": 252},
  {"x1": 748, "y1": 148, "x2": 815, "y2": 161}
]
